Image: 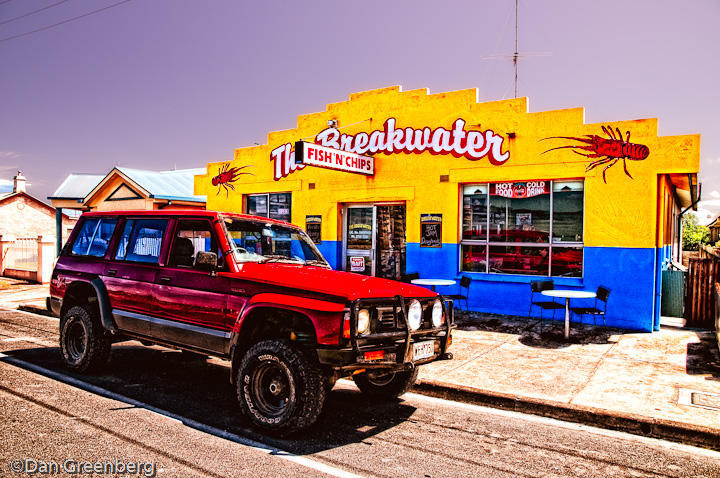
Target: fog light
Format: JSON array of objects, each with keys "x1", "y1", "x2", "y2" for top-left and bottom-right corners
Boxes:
[
  {"x1": 364, "y1": 350, "x2": 384, "y2": 361},
  {"x1": 357, "y1": 308, "x2": 370, "y2": 335}
]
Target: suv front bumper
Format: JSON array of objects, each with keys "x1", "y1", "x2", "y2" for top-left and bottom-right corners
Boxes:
[{"x1": 316, "y1": 295, "x2": 454, "y2": 372}]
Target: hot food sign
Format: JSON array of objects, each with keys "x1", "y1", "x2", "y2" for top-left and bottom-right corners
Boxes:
[{"x1": 491, "y1": 181, "x2": 549, "y2": 198}]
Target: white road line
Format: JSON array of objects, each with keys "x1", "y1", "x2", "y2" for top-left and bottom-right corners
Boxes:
[
  {"x1": 402, "y1": 389, "x2": 720, "y2": 458},
  {"x1": 0, "y1": 353, "x2": 366, "y2": 478}
]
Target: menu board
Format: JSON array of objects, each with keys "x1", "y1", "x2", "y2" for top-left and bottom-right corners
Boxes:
[
  {"x1": 420, "y1": 214, "x2": 442, "y2": 248},
  {"x1": 305, "y1": 215, "x2": 322, "y2": 244}
]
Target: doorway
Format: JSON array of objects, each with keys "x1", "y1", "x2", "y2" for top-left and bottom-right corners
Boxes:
[{"x1": 343, "y1": 204, "x2": 406, "y2": 279}]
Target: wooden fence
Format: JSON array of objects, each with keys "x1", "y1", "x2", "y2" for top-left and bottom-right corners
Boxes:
[{"x1": 685, "y1": 251, "x2": 720, "y2": 328}]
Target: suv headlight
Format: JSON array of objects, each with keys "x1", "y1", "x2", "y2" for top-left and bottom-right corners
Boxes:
[
  {"x1": 357, "y1": 308, "x2": 370, "y2": 335},
  {"x1": 408, "y1": 300, "x2": 422, "y2": 330},
  {"x1": 431, "y1": 299, "x2": 444, "y2": 328}
]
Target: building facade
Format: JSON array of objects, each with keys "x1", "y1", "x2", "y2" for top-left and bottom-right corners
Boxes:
[{"x1": 194, "y1": 87, "x2": 700, "y2": 332}]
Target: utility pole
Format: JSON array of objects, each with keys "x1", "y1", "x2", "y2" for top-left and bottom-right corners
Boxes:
[{"x1": 513, "y1": 0, "x2": 519, "y2": 98}]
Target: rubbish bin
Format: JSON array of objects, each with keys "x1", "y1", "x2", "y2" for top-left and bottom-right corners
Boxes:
[{"x1": 661, "y1": 269, "x2": 685, "y2": 318}]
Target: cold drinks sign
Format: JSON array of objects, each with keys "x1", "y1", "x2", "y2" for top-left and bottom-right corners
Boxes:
[{"x1": 295, "y1": 141, "x2": 374, "y2": 176}]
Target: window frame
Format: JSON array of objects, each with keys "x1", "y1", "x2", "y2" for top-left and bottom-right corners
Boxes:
[
  {"x1": 166, "y1": 218, "x2": 225, "y2": 270},
  {"x1": 460, "y1": 179, "x2": 585, "y2": 277},
  {"x1": 68, "y1": 217, "x2": 118, "y2": 258},
  {"x1": 245, "y1": 192, "x2": 292, "y2": 222},
  {"x1": 113, "y1": 218, "x2": 169, "y2": 265}
]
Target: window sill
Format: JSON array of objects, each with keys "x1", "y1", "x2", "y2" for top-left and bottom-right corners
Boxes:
[{"x1": 456, "y1": 272, "x2": 583, "y2": 286}]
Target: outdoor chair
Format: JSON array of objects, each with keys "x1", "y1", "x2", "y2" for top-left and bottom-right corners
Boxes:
[
  {"x1": 449, "y1": 276, "x2": 471, "y2": 311},
  {"x1": 529, "y1": 280, "x2": 564, "y2": 328},
  {"x1": 571, "y1": 286, "x2": 610, "y2": 327},
  {"x1": 400, "y1": 272, "x2": 420, "y2": 283}
]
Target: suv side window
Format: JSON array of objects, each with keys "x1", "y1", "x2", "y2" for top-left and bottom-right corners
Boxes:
[
  {"x1": 114, "y1": 218, "x2": 168, "y2": 264},
  {"x1": 168, "y1": 219, "x2": 222, "y2": 268},
  {"x1": 70, "y1": 217, "x2": 118, "y2": 257}
]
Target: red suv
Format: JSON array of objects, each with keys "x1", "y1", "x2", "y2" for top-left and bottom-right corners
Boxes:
[{"x1": 49, "y1": 210, "x2": 453, "y2": 433}]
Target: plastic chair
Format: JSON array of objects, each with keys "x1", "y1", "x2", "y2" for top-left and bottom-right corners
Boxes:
[
  {"x1": 571, "y1": 286, "x2": 610, "y2": 327},
  {"x1": 529, "y1": 280, "x2": 564, "y2": 327},
  {"x1": 400, "y1": 272, "x2": 419, "y2": 283},
  {"x1": 449, "y1": 276, "x2": 471, "y2": 310}
]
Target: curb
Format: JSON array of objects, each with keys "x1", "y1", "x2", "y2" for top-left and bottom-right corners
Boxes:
[{"x1": 413, "y1": 379, "x2": 720, "y2": 452}]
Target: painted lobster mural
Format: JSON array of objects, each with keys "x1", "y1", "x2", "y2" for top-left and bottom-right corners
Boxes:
[
  {"x1": 212, "y1": 162, "x2": 254, "y2": 197},
  {"x1": 541, "y1": 125, "x2": 649, "y2": 183}
]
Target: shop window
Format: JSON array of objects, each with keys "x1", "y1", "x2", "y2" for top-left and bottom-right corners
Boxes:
[
  {"x1": 460, "y1": 180, "x2": 584, "y2": 277},
  {"x1": 246, "y1": 193, "x2": 291, "y2": 222}
]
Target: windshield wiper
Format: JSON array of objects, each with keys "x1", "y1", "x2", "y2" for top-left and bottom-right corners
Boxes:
[
  {"x1": 304, "y1": 259, "x2": 329, "y2": 267},
  {"x1": 259, "y1": 255, "x2": 302, "y2": 264}
]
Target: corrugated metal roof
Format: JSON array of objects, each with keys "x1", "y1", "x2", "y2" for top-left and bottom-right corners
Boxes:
[
  {"x1": 116, "y1": 167, "x2": 206, "y2": 202},
  {"x1": 49, "y1": 174, "x2": 104, "y2": 200}
]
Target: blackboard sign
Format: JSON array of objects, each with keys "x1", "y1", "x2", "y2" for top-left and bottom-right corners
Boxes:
[
  {"x1": 306, "y1": 215, "x2": 322, "y2": 244},
  {"x1": 420, "y1": 214, "x2": 442, "y2": 248}
]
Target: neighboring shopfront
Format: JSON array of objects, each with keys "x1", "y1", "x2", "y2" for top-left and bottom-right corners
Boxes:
[{"x1": 194, "y1": 86, "x2": 699, "y2": 332}]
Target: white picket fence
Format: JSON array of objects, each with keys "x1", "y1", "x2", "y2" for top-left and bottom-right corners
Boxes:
[
  {"x1": 0, "y1": 235, "x2": 55, "y2": 283},
  {"x1": 4, "y1": 238, "x2": 38, "y2": 271}
]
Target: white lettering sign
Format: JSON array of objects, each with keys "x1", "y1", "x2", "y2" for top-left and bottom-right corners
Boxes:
[
  {"x1": 271, "y1": 117, "x2": 509, "y2": 180},
  {"x1": 296, "y1": 142, "x2": 374, "y2": 176}
]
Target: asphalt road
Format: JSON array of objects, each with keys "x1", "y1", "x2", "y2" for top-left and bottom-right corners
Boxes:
[{"x1": 1, "y1": 308, "x2": 719, "y2": 478}]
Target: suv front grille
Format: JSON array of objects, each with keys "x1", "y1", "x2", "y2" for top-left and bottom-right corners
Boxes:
[{"x1": 376, "y1": 307, "x2": 397, "y2": 332}]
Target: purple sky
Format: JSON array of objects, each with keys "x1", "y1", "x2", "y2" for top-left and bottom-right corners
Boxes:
[{"x1": 1, "y1": 0, "x2": 719, "y2": 220}]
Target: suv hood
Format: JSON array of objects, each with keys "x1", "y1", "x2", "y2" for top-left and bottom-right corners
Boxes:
[{"x1": 230, "y1": 262, "x2": 437, "y2": 301}]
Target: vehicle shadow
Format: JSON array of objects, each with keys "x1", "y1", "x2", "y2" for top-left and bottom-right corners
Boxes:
[
  {"x1": 2, "y1": 343, "x2": 418, "y2": 454},
  {"x1": 455, "y1": 311, "x2": 620, "y2": 349},
  {"x1": 685, "y1": 330, "x2": 720, "y2": 382}
]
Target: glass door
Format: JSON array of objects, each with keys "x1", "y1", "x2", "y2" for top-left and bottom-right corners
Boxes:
[
  {"x1": 345, "y1": 206, "x2": 375, "y2": 276},
  {"x1": 343, "y1": 204, "x2": 406, "y2": 279}
]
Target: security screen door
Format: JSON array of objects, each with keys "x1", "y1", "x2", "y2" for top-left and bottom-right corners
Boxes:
[{"x1": 343, "y1": 204, "x2": 406, "y2": 279}]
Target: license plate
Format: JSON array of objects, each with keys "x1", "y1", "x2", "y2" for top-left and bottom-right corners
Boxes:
[{"x1": 413, "y1": 341, "x2": 434, "y2": 361}]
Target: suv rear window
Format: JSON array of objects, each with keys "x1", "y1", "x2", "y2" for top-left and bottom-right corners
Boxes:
[
  {"x1": 70, "y1": 218, "x2": 118, "y2": 257},
  {"x1": 114, "y1": 219, "x2": 168, "y2": 264}
]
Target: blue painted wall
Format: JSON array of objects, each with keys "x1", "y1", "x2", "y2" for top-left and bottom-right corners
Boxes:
[
  {"x1": 319, "y1": 241, "x2": 658, "y2": 332},
  {"x1": 405, "y1": 243, "x2": 657, "y2": 332}
]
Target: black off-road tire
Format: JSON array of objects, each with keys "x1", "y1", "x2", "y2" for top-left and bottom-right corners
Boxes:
[
  {"x1": 59, "y1": 305, "x2": 111, "y2": 373},
  {"x1": 353, "y1": 367, "x2": 419, "y2": 399},
  {"x1": 236, "y1": 339, "x2": 326, "y2": 435}
]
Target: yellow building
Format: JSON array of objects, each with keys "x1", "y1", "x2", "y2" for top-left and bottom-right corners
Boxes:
[{"x1": 195, "y1": 87, "x2": 699, "y2": 331}]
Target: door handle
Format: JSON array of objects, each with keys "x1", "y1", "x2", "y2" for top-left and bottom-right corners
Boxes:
[
  {"x1": 159, "y1": 276, "x2": 172, "y2": 284},
  {"x1": 107, "y1": 269, "x2": 117, "y2": 276}
]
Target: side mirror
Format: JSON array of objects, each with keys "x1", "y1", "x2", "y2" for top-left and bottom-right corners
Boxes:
[{"x1": 195, "y1": 251, "x2": 218, "y2": 275}]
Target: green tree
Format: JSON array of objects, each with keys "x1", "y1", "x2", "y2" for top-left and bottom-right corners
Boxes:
[{"x1": 682, "y1": 214, "x2": 709, "y2": 251}]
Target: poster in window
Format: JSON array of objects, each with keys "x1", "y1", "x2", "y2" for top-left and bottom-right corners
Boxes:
[
  {"x1": 305, "y1": 215, "x2": 321, "y2": 244},
  {"x1": 516, "y1": 213, "x2": 532, "y2": 227},
  {"x1": 420, "y1": 214, "x2": 442, "y2": 248}
]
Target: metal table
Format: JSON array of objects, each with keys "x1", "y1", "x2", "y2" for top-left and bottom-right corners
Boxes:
[
  {"x1": 541, "y1": 289, "x2": 596, "y2": 339},
  {"x1": 411, "y1": 278, "x2": 456, "y2": 292}
]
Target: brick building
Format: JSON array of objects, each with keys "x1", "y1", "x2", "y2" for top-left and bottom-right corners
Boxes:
[{"x1": 0, "y1": 172, "x2": 75, "y2": 241}]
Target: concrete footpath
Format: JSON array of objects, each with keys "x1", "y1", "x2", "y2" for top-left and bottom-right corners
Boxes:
[{"x1": 1, "y1": 277, "x2": 719, "y2": 450}]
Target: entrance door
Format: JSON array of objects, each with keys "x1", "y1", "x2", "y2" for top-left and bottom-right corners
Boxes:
[
  {"x1": 344, "y1": 204, "x2": 406, "y2": 279},
  {"x1": 345, "y1": 206, "x2": 375, "y2": 275}
]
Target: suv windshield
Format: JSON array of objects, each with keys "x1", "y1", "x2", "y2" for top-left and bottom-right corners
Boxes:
[{"x1": 221, "y1": 216, "x2": 329, "y2": 266}]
